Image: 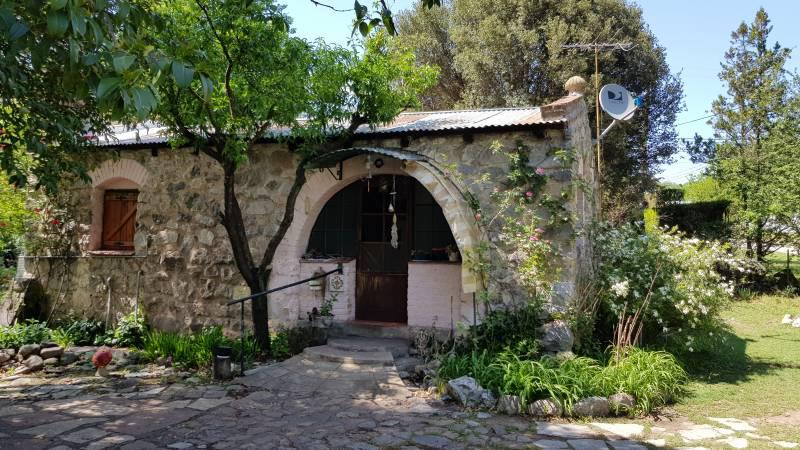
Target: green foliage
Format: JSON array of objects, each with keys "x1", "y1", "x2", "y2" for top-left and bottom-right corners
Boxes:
[
  {"x1": 597, "y1": 348, "x2": 687, "y2": 415},
  {"x1": 690, "y1": 8, "x2": 800, "y2": 260},
  {"x1": 592, "y1": 224, "x2": 738, "y2": 351},
  {"x1": 142, "y1": 326, "x2": 258, "y2": 370},
  {"x1": 457, "y1": 301, "x2": 544, "y2": 359},
  {"x1": 53, "y1": 319, "x2": 105, "y2": 347},
  {"x1": 643, "y1": 208, "x2": 658, "y2": 233},
  {"x1": 657, "y1": 201, "x2": 731, "y2": 241},
  {"x1": 681, "y1": 176, "x2": 727, "y2": 202},
  {"x1": 438, "y1": 348, "x2": 687, "y2": 415},
  {"x1": 398, "y1": 0, "x2": 684, "y2": 219},
  {"x1": 270, "y1": 326, "x2": 319, "y2": 360},
  {"x1": 0, "y1": 320, "x2": 50, "y2": 349},
  {"x1": 97, "y1": 313, "x2": 147, "y2": 348}
]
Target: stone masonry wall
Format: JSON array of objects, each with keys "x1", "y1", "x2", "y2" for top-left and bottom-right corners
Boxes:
[{"x1": 28, "y1": 97, "x2": 595, "y2": 333}]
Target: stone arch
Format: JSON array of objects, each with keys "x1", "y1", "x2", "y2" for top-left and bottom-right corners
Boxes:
[
  {"x1": 87, "y1": 159, "x2": 150, "y2": 252},
  {"x1": 268, "y1": 154, "x2": 481, "y2": 324}
]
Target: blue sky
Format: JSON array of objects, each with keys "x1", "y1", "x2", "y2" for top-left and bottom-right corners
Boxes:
[{"x1": 284, "y1": 1, "x2": 799, "y2": 183}]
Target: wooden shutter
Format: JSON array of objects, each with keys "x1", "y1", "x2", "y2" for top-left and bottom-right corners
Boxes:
[{"x1": 102, "y1": 190, "x2": 138, "y2": 250}]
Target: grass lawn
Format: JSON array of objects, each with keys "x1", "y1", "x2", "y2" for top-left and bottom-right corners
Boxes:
[{"x1": 670, "y1": 294, "x2": 800, "y2": 441}]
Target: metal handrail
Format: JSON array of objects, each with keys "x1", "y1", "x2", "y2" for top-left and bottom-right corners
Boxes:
[{"x1": 227, "y1": 263, "x2": 343, "y2": 375}]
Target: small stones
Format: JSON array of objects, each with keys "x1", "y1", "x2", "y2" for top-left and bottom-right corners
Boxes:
[
  {"x1": 608, "y1": 393, "x2": 636, "y2": 415},
  {"x1": 497, "y1": 394, "x2": 522, "y2": 415},
  {"x1": 528, "y1": 398, "x2": 562, "y2": 417},
  {"x1": 567, "y1": 439, "x2": 609, "y2": 450},
  {"x1": 708, "y1": 417, "x2": 756, "y2": 432},
  {"x1": 573, "y1": 396, "x2": 610, "y2": 417},
  {"x1": 60, "y1": 352, "x2": 79, "y2": 365},
  {"x1": 718, "y1": 437, "x2": 748, "y2": 449},
  {"x1": 411, "y1": 434, "x2": 452, "y2": 449}
]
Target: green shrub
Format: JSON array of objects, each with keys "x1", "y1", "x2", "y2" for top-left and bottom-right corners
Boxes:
[
  {"x1": 270, "y1": 331, "x2": 291, "y2": 360},
  {"x1": 52, "y1": 318, "x2": 105, "y2": 347},
  {"x1": 0, "y1": 320, "x2": 50, "y2": 349},
  {"x1": 457, "y1": 300, "x2": 544, "y2": 358}
]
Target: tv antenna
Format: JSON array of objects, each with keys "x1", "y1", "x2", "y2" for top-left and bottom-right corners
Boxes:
[{"x1": 561, "y1": 39, "x2": 635, "y2": 175}]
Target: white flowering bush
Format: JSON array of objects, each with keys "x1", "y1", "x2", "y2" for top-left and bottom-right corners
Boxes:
[{"x1": 594, "y1": 224, "x2": 741, "y2": 352}]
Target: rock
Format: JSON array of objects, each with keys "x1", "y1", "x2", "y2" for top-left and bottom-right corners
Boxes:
[
  {"x1": 608, "y1": 393, "x2": 636, "y2": 414},
  {"x1": 782, "y1": 314, "x2": 793, "y2": 324},
  {"x1": 3, "y1": 348, "x2": 15, "y2": 357},
  {"x1": 446, "y1": 376, "x2": 484, "y2": 407},
  {"x1": 60, "y1": 352, "x2": 79, "y2": 365},
  {"x1": 497, "y1": 395, "x2": 522, "y2": 415},
  {"x1": 0, "y1": 351, "x2": 10, "y2": 365},
  {"x1": 18, "y1": 344, "x2": 41, "y2": 358},
  {"x1": 480, "y1": 389, "x2": 497, "y2": 409},
  {"x1": 40, "y1": 341, "x2": 60, "y2": 349},
  {"x1": 40, "y1": 346, "x2": 64, "y2": 359},
  {"x1": 23, "y1": 355, "x2": 44, "y2": 371},
  {"x1": 43, "y1": 357, "x2": 60, "y2": 366},
  {"x1": 538, "y1": 320, "x2": 574, "y2": 353},
  {"x1": 793, "y1": 318, "x2": 800, "y2": 328},
  {"x1": 573, "y1": 396, "x2": 610, "y2": 417},
  {"x1": 528, "y1": 398, "x2": 563, "y2": 417}
]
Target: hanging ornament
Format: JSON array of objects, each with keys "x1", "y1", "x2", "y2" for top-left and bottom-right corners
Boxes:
[
  {"x1": 390, "y1": 175, "x2": 399, "y2": 249},
  {"x1": 365, "y1": 154, "x2": 372, "y2": 192}
]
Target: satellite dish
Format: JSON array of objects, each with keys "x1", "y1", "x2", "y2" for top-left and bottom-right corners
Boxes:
[{"x1": 599, "y1": 84, "x2": 637, "y2": 121}]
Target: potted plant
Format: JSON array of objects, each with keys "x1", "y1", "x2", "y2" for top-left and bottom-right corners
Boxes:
[
  {"x1": 446, "y1": 244, "x2": 460, "y2": 262},
  {"x1": 318, "y1": 294, "x2": 337, "y2": 327}
]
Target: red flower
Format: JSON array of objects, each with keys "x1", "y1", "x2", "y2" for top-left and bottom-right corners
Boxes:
[
  {"x1": 51, "y1": 219, "x2": 61, "y2": 225},
  {"x1": 0, "y1": 222, "x2": 6, "y2": 228},
  {"x1": 33, "y1": 208, "x2": 41, "y2": 214}
]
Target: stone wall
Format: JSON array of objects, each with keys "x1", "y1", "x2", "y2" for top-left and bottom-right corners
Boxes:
[{"x1": 26, "y1": 96, "x2": 595, "y2": 334}]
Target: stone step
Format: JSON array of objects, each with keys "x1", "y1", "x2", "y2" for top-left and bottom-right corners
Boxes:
[
  {"x1": 328, "y1": 337, "x2": 409, "y2": 358},
  {"x1": 328, "y1": 321, "x2": 410, "y2": 340},
  {"x1": 302, "y1": 345, "x2": 394, "y2": 366}
]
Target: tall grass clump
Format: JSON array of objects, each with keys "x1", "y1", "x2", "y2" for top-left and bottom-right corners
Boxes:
[
  {"x1": 142, "y1": 326, "x2": 258, "y2": 370},
  {"x1": 595, "y1": 348, "x2": 687, "y2": 415}
]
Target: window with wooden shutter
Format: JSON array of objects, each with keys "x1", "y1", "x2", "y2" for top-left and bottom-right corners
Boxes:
[{"x1": 102, "y1": 190, "x2": 138, "y2": 250}]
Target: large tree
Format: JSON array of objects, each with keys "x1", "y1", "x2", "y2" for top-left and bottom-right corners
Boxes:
[
  {"x1": 396, "y1": 0, "x2": 683, "y2": 221},
  {"x1": 130, "y1": 0, "x2": 436, "y2": 351},
  {"x1": 693, "y1": 8, "x2": 799, "y2": 260}
]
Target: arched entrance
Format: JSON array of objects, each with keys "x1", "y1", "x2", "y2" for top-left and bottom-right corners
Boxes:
[
  {"x1": 305, "y1": 175, "x2": 458, "y2": 323},
  {"x1": 268, "y1": 152, "x2": 481, "y2": 330}
]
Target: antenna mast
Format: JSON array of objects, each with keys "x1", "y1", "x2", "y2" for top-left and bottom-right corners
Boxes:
[{"x1": 561, "y1": 42, "x2": 634, "y2": 175}]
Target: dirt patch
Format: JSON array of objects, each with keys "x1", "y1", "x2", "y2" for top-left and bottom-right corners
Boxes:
[{"x1": 757, "y1": 410, "x2": 800, "y2": 426}]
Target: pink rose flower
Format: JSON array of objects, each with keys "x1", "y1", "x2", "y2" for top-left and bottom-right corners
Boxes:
[
  {"x1": 535, "y1": 167, "x2": 545, "y2": 175},
  {"x1": 525, "y1": 191, "x2": 533, "y2": 198},
  {"x1": 530, "y1": 236, "x2": 539, "y2": 242}
]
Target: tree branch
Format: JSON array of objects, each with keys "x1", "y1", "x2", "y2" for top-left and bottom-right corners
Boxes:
[
  {"x1": 194, "y1": 0, "x2": 237, "y2": 118},
  {"x1": 308, "y1": 0, "x2": 352, "y2": 12}
]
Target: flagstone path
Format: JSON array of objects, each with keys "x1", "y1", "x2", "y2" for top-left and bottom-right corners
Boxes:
[{"x1": 0, "y1": 342, "x2": 796, "y2": 449}]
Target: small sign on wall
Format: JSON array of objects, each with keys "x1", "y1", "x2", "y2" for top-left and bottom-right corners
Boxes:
[{"x1": 327, "y1": 273, "x2": 345, "y2": 293}]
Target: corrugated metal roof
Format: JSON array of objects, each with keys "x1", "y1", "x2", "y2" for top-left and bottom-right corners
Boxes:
[
  {"x1": 306, "y1": 147, "x2": 427, "y2": 169},
  {"x1": 96, "y1": 106, "x2": 565, "y2": 148}
]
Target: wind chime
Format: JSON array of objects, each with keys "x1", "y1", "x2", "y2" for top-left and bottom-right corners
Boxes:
[{"x1": 389, "y1": 175, "x2": 399, "y2": 249}]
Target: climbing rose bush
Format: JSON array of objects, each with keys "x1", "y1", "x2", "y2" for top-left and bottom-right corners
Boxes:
[{"x1": 594, "y1": 224, "x2": 740, "y2": 351}]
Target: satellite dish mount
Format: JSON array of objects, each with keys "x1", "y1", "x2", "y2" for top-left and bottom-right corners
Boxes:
[{"x1": 598, "y1": 83, "x2": 643, "y2": 139}]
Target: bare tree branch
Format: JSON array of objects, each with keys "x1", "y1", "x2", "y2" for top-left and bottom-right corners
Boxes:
[{"x1": 308, "y1": 0, "x2": 352, "y2": 12}]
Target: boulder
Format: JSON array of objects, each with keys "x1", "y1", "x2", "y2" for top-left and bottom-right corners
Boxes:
[
  {"x1": 0, "y1": 351, "x2": 11, "y2": 365},
  {"x1": 497, "y1": 395, "x2": 522, "y2": 415},
  {"x1": 40, "y1": 346, "x2": 64, "y2": 359},
  {"x1": 60, "y1": 352, "x2": 79, "y2": 365},
  {"x1": 23, "y1": 355, "x2": 44, "y2": 372},
  {"x1": 608, "y1": 392, "x2": 636, "y2": 414},
  {"x1": 43, "y1": 357, "x2": 59, "y2": 366},
  {"x1": 2, "y1": 348, "x2": 15, "y2": 357},
  {"x1": 40, "y1": 341, "x2": 60, "y2": 349},
  {"x1": 446, "y1": 376, "x2": 495, "y2": 408},
  {"x1": 573, "y1": 396, "x2": 610, "y2": 417},
  {"x1": 528, "y1": 398, "x2": 563, "y2": 417},
  {"x1": 538, "y1": 320, "x2": 574, "y2": 353},
  {"x1": 18, "y1": 344, "x2": 40, "y2": 358}
]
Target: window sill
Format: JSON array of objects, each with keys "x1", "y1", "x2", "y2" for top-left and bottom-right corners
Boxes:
[{"x1": 87, "y1": 250, "x2": 136, "y2": 257}]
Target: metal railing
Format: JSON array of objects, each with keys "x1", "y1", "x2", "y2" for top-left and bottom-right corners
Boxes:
[{"x1": 226, "y1": 263, "x2": 343, "y2": 375}]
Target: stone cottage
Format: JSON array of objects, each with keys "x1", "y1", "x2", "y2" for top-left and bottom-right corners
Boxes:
[{"x1": 17, "y1": 78, "x2": 597, "y2": 336}]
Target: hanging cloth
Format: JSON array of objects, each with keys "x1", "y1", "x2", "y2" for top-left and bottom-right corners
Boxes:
[{"x1": 390, "y1": 175, "x2": 399, "y2": 249}]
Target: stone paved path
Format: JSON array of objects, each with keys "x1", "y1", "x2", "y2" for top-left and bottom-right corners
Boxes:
[{"x1": 1, "y1": 343, "x2": 797, "y2": 449}]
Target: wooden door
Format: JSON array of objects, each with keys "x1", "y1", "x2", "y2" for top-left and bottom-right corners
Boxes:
[
  {"x1": 102, "y1": 190, "x2": 138, "y2": 250},
  {"x1": 356, "y1": 175, "x2": 410, "y2": 323}
]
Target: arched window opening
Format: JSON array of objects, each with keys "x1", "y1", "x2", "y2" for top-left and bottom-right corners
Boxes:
[{"x1": 304, "y1": 176, "x2": 457, "y2": 261}]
